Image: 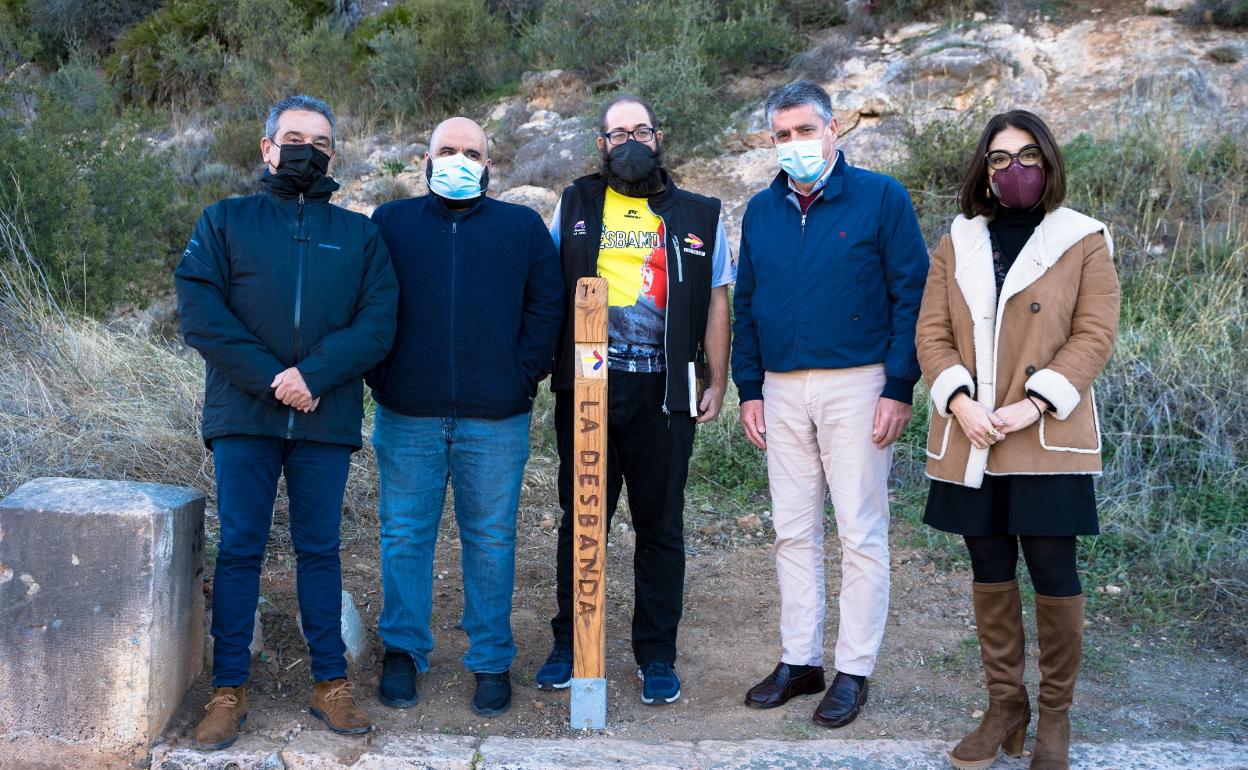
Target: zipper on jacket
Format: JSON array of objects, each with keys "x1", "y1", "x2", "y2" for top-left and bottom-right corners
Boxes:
[
  {"x1": 450, "y1": 220, "x2": 458, "y2": 412},
  {"x1": 653, "y1": 208, "x2": 674, "y2": 414},
  {"x1": 287, "y1": 192, "x2": 307, "y2": 439}
]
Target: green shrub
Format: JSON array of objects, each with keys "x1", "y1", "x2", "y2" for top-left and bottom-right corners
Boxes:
[
  {"x1": 107, "y1": 0, "x2": 229, "y2": 107},
  {"x1": 523, "y1": 0, "x2": 799, "y2": 155},
  {"x1": 107, "y1": 0, "x2": 335, "y2": 109},
  {"x1": 24, "y1": 0, "x2": 162, "y2": 56},
  {"x1": 1207, "y1": 44, "x2": 1242, "y2": 63},
  {"x1": 0, "y1": 65, "x2": 195, "y2": 315},
  {"x1": 779, "y1": 0, "x2": 848, "y2": 30},
  {"x1": 0, "y1": 2, "x2": 40, "y2": 75},
  {"x1": 357, "y1": 0, "x2": 511, "y2": 121},
  {"x1": 888, "y1": 111, "x2": 982, "y2": 237},
  {"x1": 1185, "y1": 0, "x2": 1248, "y2": 27},
  {"x1": 213, "y1": 119, "x2": 264, "y2": 171}
]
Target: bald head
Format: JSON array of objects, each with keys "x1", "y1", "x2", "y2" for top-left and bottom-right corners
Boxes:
[{"x1": 428, "y1": 117, "x2": 489, "y2": 164}]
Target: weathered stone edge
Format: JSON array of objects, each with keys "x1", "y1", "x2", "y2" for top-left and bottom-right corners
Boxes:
[{"x1": 148, "y1": 735, "x2": 1248, "y2": 770}]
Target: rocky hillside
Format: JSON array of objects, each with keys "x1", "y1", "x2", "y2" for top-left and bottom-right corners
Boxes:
[{"x1": 327, "y1": 5, "x2": 1246, "y2": 250}]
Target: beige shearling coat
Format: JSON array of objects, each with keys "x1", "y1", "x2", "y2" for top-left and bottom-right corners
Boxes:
[{"x1": 916, "y1": 207, "x2": 1120, "y2": 488}]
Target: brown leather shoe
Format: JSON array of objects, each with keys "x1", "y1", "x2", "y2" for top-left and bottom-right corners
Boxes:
[
  {"x1": 309, "y1": 679, "x2": 373, "y2": 735},
  {"x1": 812, "y1": 672, "x2": 868, "y2": 728},
  {"x1": 949, "y1": 581, "x2": 1031, "y2": 769},
  {"x1": 194, "y1": 686, "x2": 247, "y2": 750},
  {"x1": 744, "y1": 663, "x2": 826, "y2": 709}
]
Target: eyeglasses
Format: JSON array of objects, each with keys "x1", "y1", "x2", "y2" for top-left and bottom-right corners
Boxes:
[
  {"x1": 986, "y1": 145, "x2": 1043, "y2": 170},
  {"x1": 601, "y1": 127, "x2": 657, "y2": 145}
]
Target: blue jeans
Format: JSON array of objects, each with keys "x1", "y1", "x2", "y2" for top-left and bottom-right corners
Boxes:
[
  {"x1": 372, "y1": 405, "x2": 530, "y2": 673},
  {"x1": 210, "y1": 436, "x2": 351, "y2": 687}
]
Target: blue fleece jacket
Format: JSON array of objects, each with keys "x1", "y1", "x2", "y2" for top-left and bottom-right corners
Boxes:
[
  {"x1": 731, "y1": 157, "x2": 929, "y2": 403},
  {"x1": 366, "y1": 194, "x2": 564, "y2": 418}
]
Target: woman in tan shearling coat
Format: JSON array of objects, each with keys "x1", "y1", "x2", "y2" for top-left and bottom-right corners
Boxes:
[{"x1": 916, "y1": 110, "x2": 1119, "y2": 770}]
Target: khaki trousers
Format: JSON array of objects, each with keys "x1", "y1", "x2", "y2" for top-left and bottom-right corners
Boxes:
[{"x1": 763, "y1": 365, "x2": 892, "y2": 676}]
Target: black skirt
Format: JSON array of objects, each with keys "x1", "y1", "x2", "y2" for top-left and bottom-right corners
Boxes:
[{"x1": 923, "y1": 474, "x2": 1099, "y2": 537}]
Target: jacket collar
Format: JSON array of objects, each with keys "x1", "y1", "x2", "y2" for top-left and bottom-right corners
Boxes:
[
  {"x1": 426, "y1": 192, "x2": 487, "y2": 221},
  {"x1": 260, "y1": 171, "x2": 339, "y2": 202},
  {"x1": 951, "y1": 207, "x2": 1112, "y2": 326},
  {"x1": 768, "y1": 152, "x2": 847, "y2": 203}
]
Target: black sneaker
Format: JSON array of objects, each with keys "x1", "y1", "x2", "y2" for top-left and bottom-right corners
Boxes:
[
  {"x1": 471, "y1": 671, "x2": 512, "y2": 717},
  {"x1": 378, "y1": 649, "x2": 419, "y2": 708}
]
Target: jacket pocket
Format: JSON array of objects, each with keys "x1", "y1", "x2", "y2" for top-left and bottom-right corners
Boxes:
[
  {"x1": 926, "y1": 409, "x2": 953, "y2": 460},
  {"x1": 1039, "y1": 388, "x2": 1102, "y2": 454}
]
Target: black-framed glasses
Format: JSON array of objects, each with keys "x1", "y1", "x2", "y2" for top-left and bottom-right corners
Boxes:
[
  {"x1": 602, "y1": 127, "x2": 657, "y2": 145},
  {"x1": 986, "y1": 144, "x2": 1042, "y2": 170}
]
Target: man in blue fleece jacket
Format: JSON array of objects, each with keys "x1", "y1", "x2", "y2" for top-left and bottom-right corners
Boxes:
[
  {"x1": 732, "y1": 81, "x2": 928, "y2": 728},
  {"x1": 365, "y1": 117, "x2": 563, "y2": 718}
]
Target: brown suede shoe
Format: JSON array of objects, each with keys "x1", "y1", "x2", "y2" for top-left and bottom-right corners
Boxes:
[
  {"x1": 194, "y1": 686, "x2": 247, "y2": 751},
  {"x1": 310, "y1": 679, "x2": 373, "y2": 735},
  {"x1": 744, "y1": 663, "x2": 826, "y2": 709}
]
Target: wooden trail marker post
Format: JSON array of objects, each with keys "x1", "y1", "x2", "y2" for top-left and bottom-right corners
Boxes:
[{"x1": 570, "y1": 277, "x2": 608, "y2": 730}]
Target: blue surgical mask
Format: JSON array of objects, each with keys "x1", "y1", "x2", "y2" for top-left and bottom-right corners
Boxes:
[
  {"x1": 427, "y1": 153, "x2": 486, "y2": 200},
  {"x1": 776, "y1": 136, "x2": 829, "y2": 184}
]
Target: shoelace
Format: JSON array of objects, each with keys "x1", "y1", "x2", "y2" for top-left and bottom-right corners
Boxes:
[
  {"x1": 324, "y1": 681, "x2": 355, "y2": 702},
  {"x1": 550, "y1": 646, "x2": 573, "y2": 664},
  {"x1": 204, "y1": 693, "x2": 238, "y2": 712}
]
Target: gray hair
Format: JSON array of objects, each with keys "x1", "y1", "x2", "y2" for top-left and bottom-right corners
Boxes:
[
  {"x1": 265, "y1": 94, "x2": 337, "y2": 147},
  {"x1": 763, "y1": 80, "x2": 833, "y2": 126}
]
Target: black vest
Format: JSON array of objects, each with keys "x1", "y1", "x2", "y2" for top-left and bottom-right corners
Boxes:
[{"x1": 551, "y1": 171, "x2": 721, "y2": 413}]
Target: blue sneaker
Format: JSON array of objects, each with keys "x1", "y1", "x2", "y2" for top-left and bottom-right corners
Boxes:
[
  {"x1": 535, "y1": 643, "x2": 573, "y2": 689},
  {"x1": 637, "y1": 661, "x2": 681, "y2": 705}
]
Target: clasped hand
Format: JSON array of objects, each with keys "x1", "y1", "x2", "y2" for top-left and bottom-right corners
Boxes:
[
  {"x1": 949, "y1": 393, "x2": 1044, "y2": 450},
  {"x1": 271, "y1": 367, "x2": 319, "y2": 412}
]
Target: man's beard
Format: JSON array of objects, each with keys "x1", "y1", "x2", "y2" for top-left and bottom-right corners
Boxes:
[{"x1": 601, "y1": 146, "x2": 666, "y2": 197}]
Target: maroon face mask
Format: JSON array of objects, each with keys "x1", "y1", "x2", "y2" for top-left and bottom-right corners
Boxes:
[{"x1": 991, "y1": 160, "x2": 1045, "y2": 209}]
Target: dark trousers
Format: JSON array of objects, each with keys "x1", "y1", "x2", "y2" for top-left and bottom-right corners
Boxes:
[
  {"x1": 551, "y1": 371, "x2": 695, "y2": 666},
  {"x1": 210, "y1": 435, "x2": 351, "y2": 687}
]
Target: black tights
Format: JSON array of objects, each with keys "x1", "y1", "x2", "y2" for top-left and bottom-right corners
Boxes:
[{"x1": 963, "y1": 534, "x2": 1082, "y2": 597}]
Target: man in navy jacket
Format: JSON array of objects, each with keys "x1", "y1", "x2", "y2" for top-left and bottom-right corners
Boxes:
[
  {"x1": 732, "y1": 81, "x2": 928, "y2": 727},
  {"x1": 176, "y1": 95, "x2": 397, "y2": 749},
  {"x1": 366, "y1": 117, "x2": 563, "y2": 718}
]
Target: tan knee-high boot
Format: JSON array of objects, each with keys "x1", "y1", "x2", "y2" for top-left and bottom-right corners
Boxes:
[
  {"x1": 1030, "y1": 594, "x2": 1084, "y2": 770},
  {"x1": 948, "y1": 581, "x2": 1030, "y2": 769}
]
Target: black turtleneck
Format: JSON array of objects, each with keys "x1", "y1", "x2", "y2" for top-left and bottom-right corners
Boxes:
[
  {"x1": 260, "y1": 170, "x2": 340, "y2": 201},
  {"x1": 988, "y1": 204, "x2": 1045, "y2": 278}
]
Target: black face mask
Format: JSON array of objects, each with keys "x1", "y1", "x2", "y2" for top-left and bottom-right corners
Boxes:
[
  {"x1": 607, "y1": 139, "x2": 659, "y2": 181},
  {"x1": 271, "y1": 142, "x2": 331, "y2": 191},
  {"x1": 602, "y1": 139, "x2": 664, "y2": 197}
]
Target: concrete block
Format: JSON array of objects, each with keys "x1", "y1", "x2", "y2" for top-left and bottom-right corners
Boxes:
[
  {"x1": 478, "y1": 737, "x2": 700, "y2": 770},
  {"x1": 295, "y1": 590, "x2": 365, "y2": 663},
  {"x1": 351, "y1": 734, "x2": 480, "y2": 770},
  {"x1": 0, "y1": 477, "x2": 206, "y2": 769}
]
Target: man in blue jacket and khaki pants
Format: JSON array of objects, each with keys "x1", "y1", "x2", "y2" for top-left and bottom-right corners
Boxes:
[
  {"x1": 366, "y1": 117, "x2": 564, "y2": 718},
  {"x1": 732, "y1": 81, "x2": 928, "y2": 728}
]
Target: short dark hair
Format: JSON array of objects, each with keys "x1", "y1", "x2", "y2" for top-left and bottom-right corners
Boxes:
[
  {"x1": 598, "y1": 94, "x2": 657, "y2": 132},
  {"x1": 764, "y1": 80, "x2": 834, "y2": 126},
  {"x1": 959, "y1": 110, "x2": 1066, "y2": 219}
]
